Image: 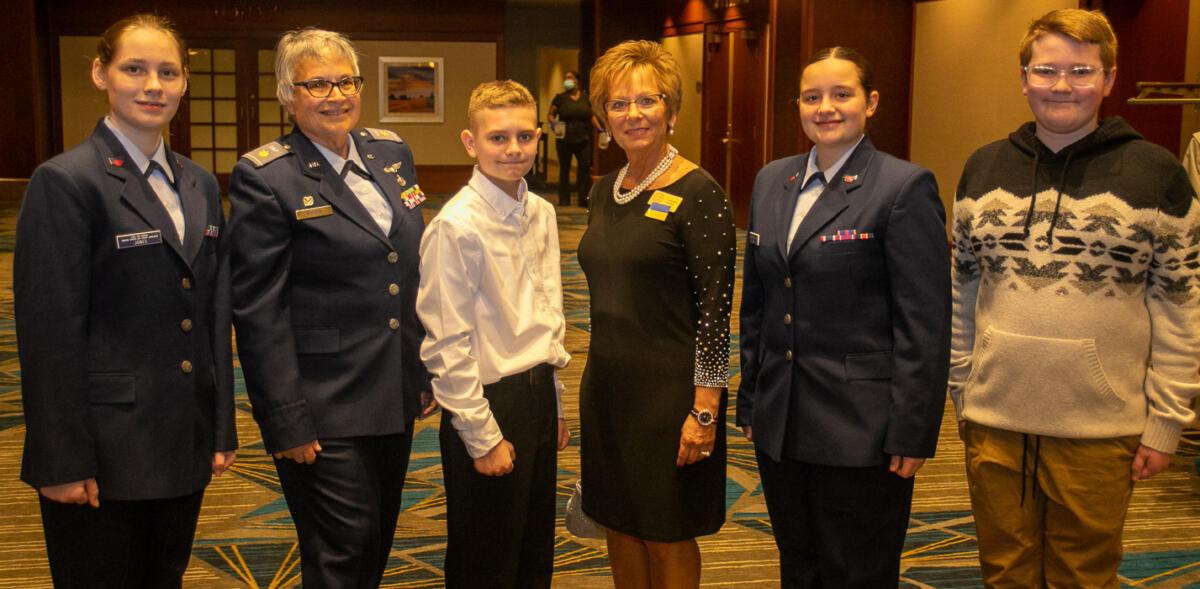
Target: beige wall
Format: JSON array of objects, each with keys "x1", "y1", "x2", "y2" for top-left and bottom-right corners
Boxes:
[
  {"x1": 910, "y1": 0, "x2": 1073, "y2": 217},
  {"x1": 1181, "y1": 0, "x2": 1200, "y2": 153},
  {"x1": 355, "y1": 40, "x2": 495, "y2": 165},
  {"x1": 661, "y1": 33, "x2": 704, "y2": 165},
  {"x1": 58, "y1": 37, "x2": 495, "y2": 165},
  {"x1": 60, "y1": 36, "x2": 111, "y2": 150}
]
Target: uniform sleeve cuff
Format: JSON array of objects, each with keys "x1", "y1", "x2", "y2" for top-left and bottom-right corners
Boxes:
[{"x1": 261, "y1": 400, "x2": 318, "y2": 454}]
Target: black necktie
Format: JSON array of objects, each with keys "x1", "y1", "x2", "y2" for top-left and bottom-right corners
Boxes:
[
  {"x1": 802, "y1": 172, "x2": 826, "y2": 192},
  {"x1": 145, "y1": 161, "x2": 177, "y2": 189},
  {"x1": 343, "y1": 161, "x2": 372, "y2": 180}
]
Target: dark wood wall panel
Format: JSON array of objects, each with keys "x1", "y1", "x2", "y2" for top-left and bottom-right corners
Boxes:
[
  {"x1": 0, "y1": 0, "x2": 50, "y2": 178},
  {"x1": 809, "y1": 0, "x2": 913, "y2": 161}
]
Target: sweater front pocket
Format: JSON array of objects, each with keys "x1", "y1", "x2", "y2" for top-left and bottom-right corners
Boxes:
[{"x1": 965, "y1": 327, "x2": 1125, "y2": 425}]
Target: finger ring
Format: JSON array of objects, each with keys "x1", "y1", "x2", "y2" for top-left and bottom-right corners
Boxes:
[{"x1": 700, "y1": 451, "x2": 711, "y2": 457}]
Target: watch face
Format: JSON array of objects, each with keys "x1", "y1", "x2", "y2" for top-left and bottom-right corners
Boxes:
[{"x1": 695, "y1": 409, "x2": 714, "y2": 426}]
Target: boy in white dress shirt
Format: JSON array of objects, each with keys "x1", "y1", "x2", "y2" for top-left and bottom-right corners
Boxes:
[{"x1": 416, "y1": 80, "x2": 570, "y2": 589}]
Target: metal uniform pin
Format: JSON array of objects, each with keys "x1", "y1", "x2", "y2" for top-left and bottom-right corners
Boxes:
[
  {"x1": 302, "y1": 195, "x2": 315, "y2": 207},
  {"x1": 843, "y1": 174, "x2": 858, "y2": 183},
  {"x1": 307, "y1": 161, "x2": 320, "y2": 169},
  {"x1": 396, "y1": 175, "x2": 407, "y2": 187},
  {"x1": 366, "y1": 153, "x2": 375, "y2": 160}
]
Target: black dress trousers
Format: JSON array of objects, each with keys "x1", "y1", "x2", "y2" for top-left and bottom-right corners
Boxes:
[
  {"x1": 39, "y1": 490, "x2": 204, "y2": 589},
  {"x1": 273, "y1": 431, "x2": 414, "y2": 589},
  {"x1": 756, "y1": 449, "x2": 915, "y2": 588},
  {"x1": 440, "y1": 364, "x2": 558, "y2": 589}
]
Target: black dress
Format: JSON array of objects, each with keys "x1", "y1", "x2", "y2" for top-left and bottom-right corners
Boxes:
[{"x1": 578, "y1": 167, "x2": 736, "y2": 541}]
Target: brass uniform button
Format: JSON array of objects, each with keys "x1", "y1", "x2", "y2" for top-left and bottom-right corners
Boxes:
[
  {"x1": 785, "y1": 350, "x2": 793, "y2": 361},
  {"x1": 387, "y1": 252, "x2": 399, "y2": 264},
  {"x1": 784, "y1": 277, "x2": 792, "y2": 288},
  {"x1": 389, "y1": 318, "x2": 400, "y2": 330},
  {"x1": 388, "y1": 283, "x2": 400, "y2": 295},
  {"x1": 181, "y1": 360, "x2": 193, "y2": 374},
  {"x1": 182, "y1": 277, "x2": 193, "y2": 290},
  {"x1": 784, "y1": 314, "x2": 792, "y2": 325},
  {"x1": 181, "y1": 319, "x2": 193, "y2": 332}
]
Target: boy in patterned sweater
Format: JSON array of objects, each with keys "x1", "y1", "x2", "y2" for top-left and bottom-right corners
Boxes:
[{"x1": 950, "y1": 8, "x2": 1200, "y2": 588}]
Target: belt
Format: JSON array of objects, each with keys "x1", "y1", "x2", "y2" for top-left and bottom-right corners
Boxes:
[{"x1": 496, "y1": 363, "x2": 555, "y2": 386}]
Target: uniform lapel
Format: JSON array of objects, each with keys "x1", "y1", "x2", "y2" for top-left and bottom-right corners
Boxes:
[
  {"x1": 168, "y1": 148, "x2": 207, "y2": 265},
  {"x1": 289, "y1": 131, "x2": 392, "y2": 246},
  {"x1": 92, "y1": 123, "x2": 186, "y2": 261},
  {"x1": 356, "y1": 132, "x2": 406, "y2": 237},
  {"x1": 776, "y1": 155, "x2": 808, "y2": 260},
  {"x1": 786, "y1": 140, "x2": 875, "y2": 259}
]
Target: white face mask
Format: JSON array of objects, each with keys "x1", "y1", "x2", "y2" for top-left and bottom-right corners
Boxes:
[{"x1": 564, "y1": 79, "x2": 577, "y2": 91}]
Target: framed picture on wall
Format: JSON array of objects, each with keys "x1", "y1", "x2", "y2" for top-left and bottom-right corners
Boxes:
[{"x1": 379, "y1": 57, "x2": 444, "y2": 123}]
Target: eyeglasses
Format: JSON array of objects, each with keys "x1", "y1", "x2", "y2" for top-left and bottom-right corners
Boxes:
[
  {"x1": 1023, "y1": 65, "x2": 1106, "y2": 88},
  {"x1": 605, "y1": 93, "x2": 667, "y2": 114},
  {"x1": 292, "y1": 76, "x2": 365, "y2": 98}
]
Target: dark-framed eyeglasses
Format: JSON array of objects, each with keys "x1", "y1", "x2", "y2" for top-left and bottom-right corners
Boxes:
[
  {"x1": 605, "y1": 93, "x2": 667, "y2": 114},
  {"x1": 292, "y1": 76, "x2": 365, "y2": 98},
  {"x1": 1022, "y1": 65, "x2": 1106, "y2": 88}
]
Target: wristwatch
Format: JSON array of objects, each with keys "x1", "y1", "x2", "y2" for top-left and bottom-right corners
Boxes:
[{"x1": 689, "y1": 408, "x2": 715, "y2": 427}]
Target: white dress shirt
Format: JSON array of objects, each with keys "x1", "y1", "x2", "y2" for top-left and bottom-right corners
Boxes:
[
  {"x1": 417, "y1": 167, "x2": 570, "y2": 458},
  {"x1": 787, "y1": 135, "x2": 865, "y2": 251},
  {"x1": 104, "y1": 117, "x2": 185, "y2": 241},
  {"x1": 314, "y1": 135, "x2": 394, "y2": 233}
]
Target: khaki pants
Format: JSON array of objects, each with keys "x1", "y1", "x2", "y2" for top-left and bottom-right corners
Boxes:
[{"x1": 964, "y1": 422, "x2": 1139, "y2": 588}]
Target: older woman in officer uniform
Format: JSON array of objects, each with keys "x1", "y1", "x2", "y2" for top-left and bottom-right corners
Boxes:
[
  {"x1": 15, "y1": 14, "x2": 236, "y2": 587},
  {"x1": 228, "y1": 28, "x2": 434, "y2": 588}
]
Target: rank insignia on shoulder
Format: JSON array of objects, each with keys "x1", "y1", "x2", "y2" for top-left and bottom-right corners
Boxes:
[
  {"x1": 363, "y1": 128, "x2": 403, "y2": 143},
  {"x1": 242, "y1": 141, "x2": 291, "y2": 167}
]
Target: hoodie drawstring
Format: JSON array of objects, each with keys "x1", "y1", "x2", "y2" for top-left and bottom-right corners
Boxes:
[
  {"x1": 1022, "y1": 152, "x2": 1040, "y2": 237},
  {"x1": 1022, "y1": 148, "x2": 1074, "y2": 245},
  {"x1": 1019, "y1": 433, "x2": 1042, "y2": 508}
]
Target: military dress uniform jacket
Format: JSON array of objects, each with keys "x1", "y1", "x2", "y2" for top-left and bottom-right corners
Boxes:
[
  {"x1": 15, "y1": 120, "x2": 236, "y2": 501},
  {"x1": 228, "y1": 128, "x2": 430, "y2": 454},
  {"x1": 736, "y1": 138, "x2": 952, "y2": 466}
]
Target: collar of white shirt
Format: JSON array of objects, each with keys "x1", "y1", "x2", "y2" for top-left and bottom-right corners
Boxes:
[
  {"x1": 104, "y1": 116, "x2": 175, "y2": 184},
  {"x1": 802, "y1": 134, "x2": 865, "y2": 188},
  {"x1": 312, "y1": 133, "x2": 368, "y2": 177},
  {"x1": 468, "y1": 165, "x2": 528, "y2": 221}
]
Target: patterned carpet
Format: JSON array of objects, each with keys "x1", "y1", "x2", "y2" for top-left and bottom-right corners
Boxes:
[{"x1": 0, "y1": 194, "x2": 1198, "y2": 588}]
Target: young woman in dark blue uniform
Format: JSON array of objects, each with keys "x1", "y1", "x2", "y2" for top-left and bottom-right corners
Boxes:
[{"x1": 15, "y1": 14, "x2": 236, "y2": 588}]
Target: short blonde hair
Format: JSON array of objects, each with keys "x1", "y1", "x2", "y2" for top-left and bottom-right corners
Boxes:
[
  {"x1": 467, "y1": 80, "x2": 536, "y2": 126},
  {"x1": 1020, "y1": 9, "x2": 1117, "y2": 70},
  {"x1": 589, "y1": 40, "x2": 682, "y2": 122},
  {"x1": 275, "y1": 28, "x2": 360, "y2": 107}
]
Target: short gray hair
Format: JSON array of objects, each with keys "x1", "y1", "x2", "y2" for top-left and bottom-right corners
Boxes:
[{"x1": 275, "y1": 28, "x2": 360, "y2": 107}]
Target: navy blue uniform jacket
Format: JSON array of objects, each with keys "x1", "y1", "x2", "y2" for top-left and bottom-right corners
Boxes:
[
  {"x1": 15, "y1": 120, "x2": 236, "y2": 500},
  {"x1": 737, "y1": 138, "x2": 951, "y2": 465},
  {"x1": 228, "y1": 128, "x2": 429, "y2": 454}
]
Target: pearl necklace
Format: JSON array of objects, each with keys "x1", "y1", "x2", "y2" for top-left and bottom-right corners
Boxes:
[{"x1": 613, "y1": 145, "x2": 678, "y2": 205}]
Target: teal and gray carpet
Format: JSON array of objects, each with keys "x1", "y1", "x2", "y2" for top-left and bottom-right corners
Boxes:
[{"x1": 0, "y1": 195, "x2": 1197, "y2": 587}]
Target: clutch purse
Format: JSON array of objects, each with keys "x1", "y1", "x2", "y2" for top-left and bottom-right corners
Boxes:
[{"x1": 565, "y1": 480, "x2": 606, "y2": 542}]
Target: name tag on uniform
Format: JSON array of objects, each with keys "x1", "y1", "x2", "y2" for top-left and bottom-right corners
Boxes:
[
  {"x1": 644, "y1": 190, "x2": 683, "y2": 221},
  {"x1": 115, "y1": 230, "x2": 162, "y2": 250},
  {"x1": 296, "y1": 205, "x2": 333, "y2": 221}
]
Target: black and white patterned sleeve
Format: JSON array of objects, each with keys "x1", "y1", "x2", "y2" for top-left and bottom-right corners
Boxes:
[{"x1": 679, "y1": 174, "x2": 737, "y2": 388}]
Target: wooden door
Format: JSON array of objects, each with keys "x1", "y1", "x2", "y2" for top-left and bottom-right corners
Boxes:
[
  {"x1": 701, "y1": 21, "x2": 764, "y2": 228},
  {"x1": 170, "y1": 41, "x2": 285, "y2": 189}
]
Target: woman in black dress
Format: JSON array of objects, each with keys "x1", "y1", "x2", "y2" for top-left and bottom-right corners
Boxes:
[
  {"x1": 578, "y1": 40, "x2": 735, "y2": 588},
  {"x1": 549, "y1": 70, "x2": 599, "y2": 206}
]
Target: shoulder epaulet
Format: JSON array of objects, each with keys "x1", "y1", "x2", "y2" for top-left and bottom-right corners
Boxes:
[
  {"x1": 360, "y1": 128, "x2": 404, "y2": 143},
  {"x1": 241, "y1": 141, "x2": 292, "y2": 167}
]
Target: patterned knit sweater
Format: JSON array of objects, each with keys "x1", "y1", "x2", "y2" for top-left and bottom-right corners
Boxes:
[{"x1": 949, "y1": 118, "x2": 1200, "y2": 453}]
